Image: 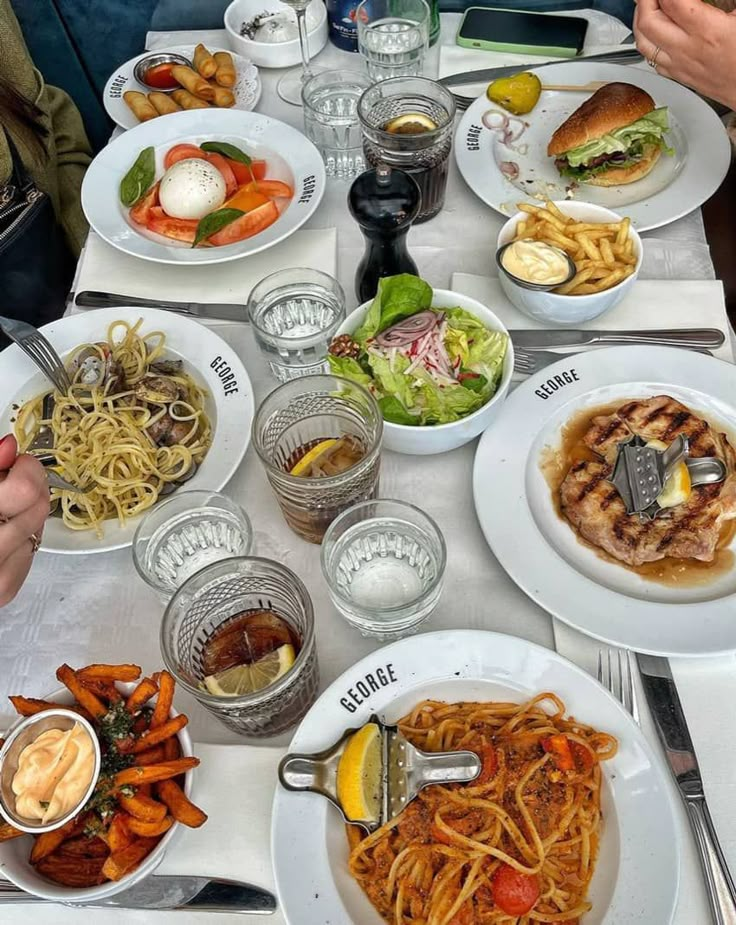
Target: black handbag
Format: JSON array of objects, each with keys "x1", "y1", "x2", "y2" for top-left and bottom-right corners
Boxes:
[{"x1": 0, "y1": 128, "x2": 74, "y2": 345}]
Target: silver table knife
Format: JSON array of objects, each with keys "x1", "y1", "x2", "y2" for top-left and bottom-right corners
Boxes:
[
  {"x1": 510, "y1": 328, "x2": 725, "y2": 350},
  {"x1": 74, "y1": 291, "x2": 248, "y2": 323},
  {"x1": 638, "y1": 655, "x2": 736, "y2": 925},
  {"x1": 0, "y1": 875, "x2": 277, "y2": 913},
  {"x1": 439, "y1": 47, "x2": 642, "y2": 88}
]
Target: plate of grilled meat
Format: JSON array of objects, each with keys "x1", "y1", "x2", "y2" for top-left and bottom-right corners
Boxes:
[{"x1": 473, "y1": 345, "x2": 736, "y2": 655}]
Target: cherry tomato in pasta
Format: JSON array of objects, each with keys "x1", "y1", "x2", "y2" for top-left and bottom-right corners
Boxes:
[{"x1": 491, "y1": 864, "x2": 540, "y2": 916}]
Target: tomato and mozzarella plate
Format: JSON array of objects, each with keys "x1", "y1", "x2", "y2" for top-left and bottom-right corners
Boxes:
[{"x1": 128, "y1": 142, "x2": 293, "y2": 246}]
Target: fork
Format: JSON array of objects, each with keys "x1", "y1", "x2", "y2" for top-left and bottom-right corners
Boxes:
[
  {"x1": 0, "y1": 316, "x2": 71, "y2": 394},
  {"x1": 597, "y1": 646, "x2": 640, "y2": 723},
  {"x1": 513, "y1": 345, "x2": 713, "y2": 377}
]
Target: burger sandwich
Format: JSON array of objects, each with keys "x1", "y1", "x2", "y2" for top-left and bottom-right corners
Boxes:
[{"x1": 547, "y1": 82, "x2": 671, "y2": 186}]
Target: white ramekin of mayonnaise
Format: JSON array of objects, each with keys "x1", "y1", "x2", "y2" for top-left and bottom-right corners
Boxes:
[{"x1": 0, "y1": 709, "x2": 101, "y2": 833}]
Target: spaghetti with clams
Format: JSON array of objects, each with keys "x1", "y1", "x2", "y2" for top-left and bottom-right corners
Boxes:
[{"x1": 347, "y1": 694, "x2": 617, "y2": 924}]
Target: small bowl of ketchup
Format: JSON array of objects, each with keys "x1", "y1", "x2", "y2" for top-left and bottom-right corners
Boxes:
[{"x1": 133, "y1": 52, "x2": 192, "y2": 92}]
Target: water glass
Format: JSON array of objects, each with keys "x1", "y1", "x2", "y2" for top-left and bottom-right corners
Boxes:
[
  {"x1": 248, "y1": 268, "x2": 346, "y2": 381},
  {"x1": 252, "y1": 374, "x2": 383, "y2": 544},
  {"x1": 321, "y1": 499, "x2": 446, "y2": 639},
  {"x1": 357, "y1": 0, "x2": 429, "y2": 81},
  {"x1": 133, "y1": 490, "x2": 253, "y2": 598},
  {"x1": 302, "y1": 69, "x2": 372, "y2": 180},
  {"x1": 161, "y1": 557, "x2": 319, "y2": 737},
  {"x1": 358, "y1": 76, "x2": 456, "y2": 222}
]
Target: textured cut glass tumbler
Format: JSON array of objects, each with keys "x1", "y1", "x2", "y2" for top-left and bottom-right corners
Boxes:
[
  {"x1": 357, "y1": 0, "x2": 429, "y2": 82},
  {"x1": 252, "y1": 375, "x2": 383, "y2": 543},
  {"x1": 302, "y1": 69, "x2": 372, "y2": 180},
  {"x1": 160, "y1": 557, "x2": 319, "y2": 737}
]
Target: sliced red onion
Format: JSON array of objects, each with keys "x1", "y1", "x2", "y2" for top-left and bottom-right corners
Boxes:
[
  {"x1": 482, "y1": 110, "x2": 508, "y2": 131},
  {"x1": 500, "y1": 161, "x2": 520, "y2": 180},
  {"x1": 375, "y1": 311, "x2": 437, "y2": 348},
  {"x1": 505, "y1": 118, "x2": 525, "y2": 142}
]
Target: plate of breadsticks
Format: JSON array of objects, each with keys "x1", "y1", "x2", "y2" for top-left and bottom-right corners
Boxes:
[{"x1": 104, "y1": 43, "x2": 261, "y2": 130}]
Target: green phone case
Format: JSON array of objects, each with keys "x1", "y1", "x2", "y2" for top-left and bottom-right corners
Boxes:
[{"x1": 456, "y1": 7, "x2": 580, "y2": 59}]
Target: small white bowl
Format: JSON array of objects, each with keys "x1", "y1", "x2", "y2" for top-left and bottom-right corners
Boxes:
[
  {"x1": 224, "y1": 0, "x2": 327, "y2": 69},
  {"x1": 496, "y1": 201, "x2": 643, "y2": 327},
  {"x1": 0, "y1": 682, "x2": 195, "y2": 903},
  {"x1": 336, "y1": 290, "x2": 514, "y2": 455}
]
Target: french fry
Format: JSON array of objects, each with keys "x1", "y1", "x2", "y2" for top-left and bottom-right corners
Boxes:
[
  {"x1": 59, "y1": 836, "x2": 109, "y2": 858},
  {"x1": 163, "y1": 734, "x2": 181, "y2": 761},
  {"x1": 80, "y1": 678, "x2": 122, "y2": 702},
  {"x1": 9, "y1": 695, "x2": 91, "y2": 720},
  {"x1": 193, "y1": 43, "x2": 217, "y2": 79},
  {"x1": 616, "y1": 216, "x2": 631, "y2": 246},
  {"x1": 150, "y1": 671, "x2": 174, "y2": 728},
  {"x1": 576, "y1": 234, "x2": 601, "y2": 263},
  {"x1": 119, "y1": 790, "x2": 167, "y2": 823},
  {"x1": 126, "y1": 677, "x2": 159, "y2": 714},
  {"x1": 102, "y1": 838, "x2": 160, "y2": 881},
  {"x1": 104, "y1": 813, "x2": 135, "y2": 853},
  {"x1": 535, "y1": 209, "x2": 567, "y2": 231},
  {"x1": 136, "y1": 745, "x2": 167, "y2": 766},
  {"x1": 518, "y1": 202, "x2": 543, "y2": 216},
  {"x1": 36, "y1": 853, "x2": 108, "y2": 887},
  {"x1": 30, "y1": 815, "x2": 83, "y2": 864},
  {"x1": 114, "y1": 757, "x2": 199, "y2": 788},
  {"x1": 125, "y1": 815, "x2": 174, "y2": 838},
  {"x1": 544, "y1": 200, "x2": 566, "y2": 221},
  {"x1": 78, "y1": 663, "x2": 141, "y2": 682},
  {"x1": 213, "y1": 51, "x2": 236, "y2": 88},
  {"x1": 56, "y1": 665, "x2": 108, "y2": 719},
  {"x1": 210, "y1": 84, "x2": 235, "y2": 108},
  {"x1": 130, "y1": 714, "x2": 187, "y2": 753},
  {"x1": 123, "y1": 90, "x2": 158, "y2": 123},
  {"x1": 171, "y1": 89, "x2": 210, "y2": 111},
  {"x1": 555, "y1": 266, "x2": 595, "y2": 295},
  {"x1": 170, "y1": 65, "x2": 215, "y2": 101},
  {"x1": 0, "y1": 821, "x2": 23, "y2": 842},
  {"x1": 599, "y1": 237, "x2": 615, "y2": 268},
  {"x1": 157, "y1": 779, "x2": 208, "y2": 828},
  {"x1": 148, "y1": 91, "x2": 182, "y2": 116}
]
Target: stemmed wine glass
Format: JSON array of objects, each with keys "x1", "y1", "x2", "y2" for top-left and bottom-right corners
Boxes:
[{"x1": 277, "y1": 0, "x2": 318, "y2": 106}]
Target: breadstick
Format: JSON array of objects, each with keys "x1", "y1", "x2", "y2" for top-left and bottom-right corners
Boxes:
[
  {"x1": 123, "y1": 90, "x2": 158, "y2": 122},
  {"x1": 193, "y1": 43, "x2": 217, "y2": 79},
  {"x1": 213, "y1": 51, "x2": 236, "y2": 88},
  {"x1": 171, "y1": 89, "x2": 210, "y2": 111},
  {"x1": 148, "y1": 92, "x2": 182, "y2": 115},
  {"x1": 170, "y1": 65, "x2": 215, "y2": 101}
]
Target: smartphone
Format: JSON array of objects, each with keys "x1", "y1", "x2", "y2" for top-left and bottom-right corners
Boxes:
[{"x1": 456, "y1": 8, "x2": 588, "y2": 58}]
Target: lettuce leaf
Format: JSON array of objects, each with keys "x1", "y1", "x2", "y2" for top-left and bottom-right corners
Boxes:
[
  {"x1": 564, "y1": 107, "x2": 670, "y2": 167},
  {"x1": 353, "y1": 275, "x2": 433, "y2": 343}
]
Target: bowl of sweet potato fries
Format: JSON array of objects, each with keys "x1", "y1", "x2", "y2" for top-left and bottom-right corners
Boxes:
[{"x1": 0, "y1": 662, "x2": 207, "y2": 901}]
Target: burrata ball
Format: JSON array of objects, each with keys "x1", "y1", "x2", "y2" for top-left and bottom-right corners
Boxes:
[{"x1": 158, "y1": 158, "x2": 226, "y2": 221}]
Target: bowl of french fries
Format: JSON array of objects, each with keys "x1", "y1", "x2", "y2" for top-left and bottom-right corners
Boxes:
[
  {"x1": 496, "y1": 200, "x2": 642, "y2": 326},
  {"x1": 0, "y1": 662, "x2": 207, "y2": 901}
]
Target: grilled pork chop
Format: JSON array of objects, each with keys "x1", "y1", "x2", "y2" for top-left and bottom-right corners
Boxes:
[{"x1": 560, "y1": 396, "x2": 736, "y2": 566}]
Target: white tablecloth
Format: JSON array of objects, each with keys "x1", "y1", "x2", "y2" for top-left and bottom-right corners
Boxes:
[{"x1": 0, "y1": 13, "x2": 731, "y2": 924}]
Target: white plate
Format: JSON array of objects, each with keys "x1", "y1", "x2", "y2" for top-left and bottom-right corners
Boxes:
[
  {"x1": 82, "y1": 109, "x2": 326, "y2": 265},
  {"x1": 455, "y1": 62, "x2": 730, "y2": 232},
  {"x1": 0, "y1": 307, "x2": 253, "y2": 555},
  {"x1": 103, "y1": 45, "x2": 261, "y2": 131},
  {"x1": 272, "y1": 629, "x2": 679, "y2": 925},
  {"x1": 473, "y1": 346, "x2": 736, "y2": 655}
]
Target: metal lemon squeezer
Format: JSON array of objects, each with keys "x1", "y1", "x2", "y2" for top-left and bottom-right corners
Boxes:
[{"x1": 278, "y1": 716, "x2": 481, "y2": 832}]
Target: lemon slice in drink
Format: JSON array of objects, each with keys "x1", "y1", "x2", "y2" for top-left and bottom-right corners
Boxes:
[
  {"x1": 203, "y1": 644, "x2": 296, "y2": 697},
  {"x1": 384, "y1": 113, "x2": 437, "y2": 134},
  {"x1": 647, "y1": 439, "x2": 692, "y2": 509},
  {"x1": 336, "y1": 722, "x2": 383, "y2": 822},
  {"x1": 290, "y1": 439, "x2": 338, "y2": 476}
]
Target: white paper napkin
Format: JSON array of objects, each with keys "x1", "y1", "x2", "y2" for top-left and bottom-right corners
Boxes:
[{"x1": 70, "y1": 229, "x2": 338, "y2": 327}]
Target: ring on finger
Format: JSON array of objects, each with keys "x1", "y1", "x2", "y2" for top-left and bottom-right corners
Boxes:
[{"x1": 647, "y1": 45, "x2": 662, "y2": 69}]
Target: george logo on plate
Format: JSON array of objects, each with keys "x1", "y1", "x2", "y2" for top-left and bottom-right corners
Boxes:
[
  {"x1": 109, "y1": 74, "x2": 127, "y2": 99},
  {"x1": 339, "y1": 663, "x2": 399, "y2": 714},
  {"x1": 298, "y1": 175, "x2": 316, "y2": 205},
  {"x1": 535, "y1": 368, "x2": 580, "y2": 400},
  {"x1": 466, "y1": 124, "x2": 482, "y2": 152},
  {"x1": 210, "y1": 355, "x2": 240, "y2": 396}
]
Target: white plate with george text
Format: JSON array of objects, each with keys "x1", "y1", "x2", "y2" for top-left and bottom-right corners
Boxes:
[
  {"x1": 473, "y1": 346, "x2": 736, "y2": 655},
  {"x1": 454, "y1": 62, "x2": 730, "y2": 232},
  {"x1": 0, "y1": 307, "x2": 253, "y2": 554},
  {"x1": 272, "y1": 630, "x2": 679, "y2": 925}
]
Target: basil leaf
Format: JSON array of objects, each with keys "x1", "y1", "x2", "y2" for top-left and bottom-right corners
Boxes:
[
  {"x1": 200, "y1": 141, "x2": 252, "y2": 165},
  {"x1": 192, "y1": 208, "x2": 244, "y2": 247},
  {"x1": 119, "y1": 146, "x2": 155, "y2": 207}
]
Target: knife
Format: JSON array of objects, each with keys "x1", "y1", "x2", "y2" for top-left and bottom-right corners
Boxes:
[
  {"x1": 510, "y1": 328, "x2": 726, "y2": 350},
  {"x1": 439, "y1": 47, "x2": 643, "y2": 88},
  {"x1": 0, "y1": 875, "x2": 277, "y2": 912},
  {"x1": 74, "y1": 291, "x2": 248, "y2": 323},
  {"x1": 637, "y1": 654, "x2": 736, "y2": 925}
]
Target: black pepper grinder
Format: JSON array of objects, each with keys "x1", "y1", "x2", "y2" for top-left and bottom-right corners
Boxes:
[{"x1": 348, "y1": 164, "x2": 421, "y2": 304}]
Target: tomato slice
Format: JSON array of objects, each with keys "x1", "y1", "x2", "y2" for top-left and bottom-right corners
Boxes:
[
  {"x1": 164, "y1": 144, "x2": 205, "y2": 170},
  {"x1": 570, "y1": 740, "x2": 595, "y2": 771},
  {"x1": 201, "y1": 152, "x2": 238, "y2": 198},
  {"x1": 146, "y1": 207, "x2": 198, "y2": 244},
  {"x1": 224, "y1": 187, "x2": 270, "y2": 213},
  {"x1": 491, "y1": 864, "x2": 540, "y2": 916},
  {"x1": 227, "y1": 158, "x2": 267, "y2": 185},
  {"x1": 541, "y1": 734, "x2": 575, "y2": 771},
  {"x1": 129, "y1": 181, "x2": 160, "y2": 226},
  {"x1": 244, "y1": 179, "x2": 293, "y2": 199},
  {"x1": 207, "y1": 200, "x2": 279, "y2": 245}
]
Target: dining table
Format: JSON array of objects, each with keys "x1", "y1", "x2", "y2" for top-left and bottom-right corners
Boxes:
[{"x1": 1, "y1": 11, "x2": 735, "y2": 925}]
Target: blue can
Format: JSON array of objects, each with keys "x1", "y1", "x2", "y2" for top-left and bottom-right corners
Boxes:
[{"x1": 326, "y1": 0, "x2": 360, "y2": 52}]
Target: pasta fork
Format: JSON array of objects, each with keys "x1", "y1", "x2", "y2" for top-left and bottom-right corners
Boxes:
[
  {"x1": 0, "y1": 316, "x2": 71, "y2": 394},
  {"x1": 597, "y1": 646, "x2": 640, "y2": 724},
  {"x1": 514, "y1": 345, "x2": 712, "y2": 377}
]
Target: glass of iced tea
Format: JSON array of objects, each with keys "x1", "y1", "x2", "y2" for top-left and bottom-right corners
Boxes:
[
  {"x1": 358, "y1": 76, "x2": 456, "y2": 222},
  {"x1": 252, "y1": 374, "x2": 383, "y2": 543},
  {"x1": 160, "y1": 557, "x2": 319, "y2": 737}
]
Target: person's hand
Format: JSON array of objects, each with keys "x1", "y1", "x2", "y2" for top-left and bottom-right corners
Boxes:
[
  {"x1": 0, "y1": 435, "x2": 49, "y2": 607},
  {"x1": 635, "y1": 0, "x2": 736, "y2": 111}
]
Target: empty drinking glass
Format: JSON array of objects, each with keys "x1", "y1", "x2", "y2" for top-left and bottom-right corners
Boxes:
[
  {"x1": 248, "y1": 268, "x2": 346, "y2": 381},
  {"x1": 133, "y1": 490, "x2": 253, "y2": 598},
  {"x1": 302, "y1": 69, "x2": 372, "y2": 180},
  {"x1": 357, "y1": 0, "x2": 429, "y2": 82},
  {"x1": 321, "y1": 498, "x2": 446, "y2": 639}
]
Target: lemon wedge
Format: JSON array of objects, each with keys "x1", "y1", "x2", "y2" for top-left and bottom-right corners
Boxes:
[
  {"x1": 203, "y1": 644, "x2": 295, "y2": 697},
  {"x1": 336, "y1": 722, "x2": 383, "y2": 822},
  {"x1": 384, "y1": 113, "x2": 437, "y2": 134},
  {"x1": 290, "y1": 439, "x2": 338, "y2": 476},
  {"x1": 647, "y1": 439, "x2": 692, "y2": 509}
]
